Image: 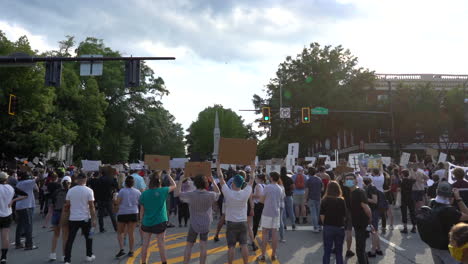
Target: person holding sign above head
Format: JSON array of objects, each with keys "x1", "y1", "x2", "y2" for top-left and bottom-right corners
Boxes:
[
  {"x1": 218, "y1": 161, "x2": 255, "y2": 264},
  {"x1": 175, "y1": 171, "x2": 220, "y2": 264},
  {"x1": 139, "y1": 170, "x2": 176, "y2": 264}
]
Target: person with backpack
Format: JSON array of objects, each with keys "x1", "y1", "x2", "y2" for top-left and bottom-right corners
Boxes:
[
  {"x1": 292, "y1": 167, "x2": 308, "y2": 224},
  {"x1": 48, "y1": 176, "x2": 71, "y2": 262},
  {"x1": 363, "y1": 177, "x2": 383, "y2": 258},
  {"x1": 417, "y1": 182, "x2": 468, "y2": 264}
]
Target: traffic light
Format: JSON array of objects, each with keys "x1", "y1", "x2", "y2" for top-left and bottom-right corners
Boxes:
[
  {"x1": 125, "y1": 59, "x2": 141, "y2": 87},
  {"x1": 262, "y1": 107, "x2": 271, "y2": 123},
  {"x1": 8, "y1": 94, "x2": 17, "y2": 115},
  {"x1": 302, "y1": 107, "x2": 310, "y2": 123},
  {"x1": 45, "y1": 61, "x2": 62, "y2": 87}
]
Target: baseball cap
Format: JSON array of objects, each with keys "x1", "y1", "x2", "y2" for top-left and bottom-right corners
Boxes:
[
  {"x1": 244, "y1": 166, "x2": 251, "y2": 172},
  {"x1": 437, "y1": 182, "x2": 453, "y2": 197},
  {"x1": 0, "y1": 172, "x2": 8, "y2": 181},
  {"x1": 61, "y1": 176, "x2": 72, "y2": 184}
]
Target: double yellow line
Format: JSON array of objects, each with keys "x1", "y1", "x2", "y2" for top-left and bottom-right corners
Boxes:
[{"x1": 127, "y1": 231, "x2": 280, "y2": 264}]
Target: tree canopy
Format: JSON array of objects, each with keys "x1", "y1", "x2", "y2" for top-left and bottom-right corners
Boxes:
[
  {"x1": 0, "y1": 32, "x2": 184, "y2": 163},
  {"x1": 185, "y1": 105, "x2": 255, "y2": 160}
]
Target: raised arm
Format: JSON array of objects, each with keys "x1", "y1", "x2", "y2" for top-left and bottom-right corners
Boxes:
[
  {"x1": 167, "y1": 169, "x2": 177, "y2": 192},
  {"x1": 217, "y1": 161, "x2": 226, "y2": 186}
]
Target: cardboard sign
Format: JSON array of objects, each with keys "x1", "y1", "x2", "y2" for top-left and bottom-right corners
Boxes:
[
  {"x1": 218, "y1": 138, "x2": 257, "y2": 165},
  {"x1": 426, "y1": 148, "x2": 439, "y2": 158},
  {"x1": 81, "y1": 160, "x2": 101, "y2": 172},
  {"x1": 144, "y1": 155, "x2": 170, "y2": 170},
  {"x1": 335, "y1": 166, "x2": 355, "y2": 176},
  {"x1": 288, "y1": 143, "x2": 299, "y2": 159},
  {"x1": 367, "y1": 155, "x2": 382, "y2": 169},
  {"x1": 184, "y1": 162, "x2": 212, "y2": 178},
  {"x1": 438, "y1": 153, "x2": 447, "y2": 163},
  {"x1": 399, "y1": 152, "x2": 411, "y2": 167},
  {"x1": 170, "y1": 158, "x2": 189, "y2": 169}
]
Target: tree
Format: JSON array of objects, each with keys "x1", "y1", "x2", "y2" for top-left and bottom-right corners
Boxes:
[
  {"x1": 186, "y1": 105, "x2": 253, "y2": 159},
  {"x1": 253, "y1": 43, "x2": 374, "y2": 158}
]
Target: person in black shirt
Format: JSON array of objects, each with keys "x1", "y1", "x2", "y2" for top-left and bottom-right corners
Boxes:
[
  {"x1": 363, "y1": 177, "x2": 382, "y2": 258},
  {"x1": 344, "y1": 173, "x2": 372, "y2": 264},
  {"x1": 95, "y1": 171, "x2": 118, "y2": 233},
  {"x1": 320, "y1": 181, "x2": 346, "y2": 264},
  {"x1": 280, "y1": 167, "x2": 296, "y2": 230},
  {"x1": 399, "y1": 170, "x2": 417, "y2": 234}
]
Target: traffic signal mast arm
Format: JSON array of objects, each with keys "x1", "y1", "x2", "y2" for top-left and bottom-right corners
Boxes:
[{"x1": 0, "y1": 56, "x2": 175, "y2": 63}]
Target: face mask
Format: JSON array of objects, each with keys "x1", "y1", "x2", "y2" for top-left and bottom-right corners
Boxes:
[
  {"x1": 344, "y1": 180, "x2": 355, "y2": 188},
  {"x1": 449, "y1": 243, "x2": 468, "y2": 262}
]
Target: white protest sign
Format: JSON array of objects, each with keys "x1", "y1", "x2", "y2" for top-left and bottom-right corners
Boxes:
[
  {"x1": 438, "y1": 153, "x2": 447, "y2": 163},
  {"x1": 325, "y1": 161, "x2": 337, "y2": 170},
  {"x1": 348, "y1": 153, "x2": 363, "y2": 169},
  {"x1": 285, "y1": 155, "x2": 295, "y2": 172},
  {"x1": 81, "y1": 160, "x2": 101, "y2": 172},
  {"x1": 255, "y1": 156, "x2": 259, "y2": 166},
  {"x1": 266, "y1": 165, "x2": 281, "y2": 176},
  {"x1": 170, "y1": 158, "x2": 189, "y2": 169},
  {"x1": 305, "y1": 157, "x2": 317, "y2": 166},
  {"x1": 382, "y1": 157, "x2": 392, "y2": 167},
  {"x1": 447, "y1": 162, "x2": 468, "y2": 184},
  {"x1": 399, "y1": 152, "x2": 411, "y2": 167},
  {"x1": 319, "y1": 155, "x2": 331, "y2": 162},
  {"x1": 129, "y1": 163, "x2": 144, "y2": 170},
  {"x1": 111, "y1": 164, "x2": 124, "y2": 172},
  {"x1": 288, "y1": 143, "x2": 299, "y2": 159}
]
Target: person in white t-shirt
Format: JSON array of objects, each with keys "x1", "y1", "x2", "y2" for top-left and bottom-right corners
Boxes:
[
  {"x1": 0, "y1": 172, "x2": 27, "y2": 263},
  {"x1": 218, "y1": 162, "x2": 255, "y2": 264},
  {"x1": 433, "y1": 162, "x2": 446, "y2": 182},
  {"x1": 63, "y1": 173, "x2": 96, "y2": 264}
]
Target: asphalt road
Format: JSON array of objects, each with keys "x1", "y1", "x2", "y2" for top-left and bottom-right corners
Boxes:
[{"x1": 7, "y1": 208, "x2": 436, "y2": 264}]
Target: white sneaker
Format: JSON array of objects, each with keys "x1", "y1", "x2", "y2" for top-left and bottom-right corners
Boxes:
[
  {"x1": 85, "y1": 255, "x2": 96, "y2": 262},
  {"x1": 64, "y1": 262, "x2": 71, "y2": 264},
  {"x1": 312, "y1": 227, "x2": 320, "y2": 233},
  {"x1": 49, "y1": 252, "x2": 57, "y2": 261}
]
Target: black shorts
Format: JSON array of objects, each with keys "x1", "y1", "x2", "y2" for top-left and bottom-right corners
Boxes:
[
  {"x1": 141, "y1": 222, "x2": 167, "y2": 234},
  {"x1": 186, "y1": 225, "x2": 209, "y2": 243},
  {"x1": 226, "y1": 221, "x2": 248, "y2": 248},
  {"x1": 0, "y1": 215, "x2": 12, "y2": 229},
  {"x1": 117, "y1": 214, "x2": 138, "y2": 223}
]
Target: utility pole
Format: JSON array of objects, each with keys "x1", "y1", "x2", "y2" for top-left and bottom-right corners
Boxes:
[{"x1": 388, "y1": 81, "x2": 397, "y2": 159}]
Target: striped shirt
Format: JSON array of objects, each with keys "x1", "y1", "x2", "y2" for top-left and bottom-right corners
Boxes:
[{"x1": 179, "y1": 189, "x2": 219, "y2": 233}]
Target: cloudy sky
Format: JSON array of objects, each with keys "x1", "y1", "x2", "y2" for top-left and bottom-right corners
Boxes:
[{"x1": 2, "y1": 0, "x2": 468, "y2": 131}]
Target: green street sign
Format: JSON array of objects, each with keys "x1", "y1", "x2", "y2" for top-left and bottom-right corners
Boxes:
[{"x1": 311, "y1": 107, "x2": 329, "y2": 115}]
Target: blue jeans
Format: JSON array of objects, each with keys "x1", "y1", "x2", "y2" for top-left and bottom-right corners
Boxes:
[
  {"x1": 308, "y1": 199, "x2": 320, "y2": 229},
  {"x1": 15, "y1": 208, "x2": 33, "y2": 247},
  {"x1": 279, "y1": 207, "x2": 284, "y2": 240},
  {"x1": 323, "y1": 225, "x2": 345, "y2": 264},
  {"x1": 283, "y1": 196, "x2": 295, "y2": 227}
]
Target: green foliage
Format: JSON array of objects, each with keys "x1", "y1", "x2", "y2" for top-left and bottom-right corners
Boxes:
[
  {"x1": 186, "y1": 105, "x2": 252, "y2": 159},
  {"x1": 0, "y1": 32, "x2": 184, "y2": 163},
  {"x1": 253, "y1": 43, "x2": 375, "y2": 159}
]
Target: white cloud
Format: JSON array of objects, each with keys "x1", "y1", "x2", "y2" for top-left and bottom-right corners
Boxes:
[{"x1": 0, "y1": 21, "x2": 54, "y2": 52}]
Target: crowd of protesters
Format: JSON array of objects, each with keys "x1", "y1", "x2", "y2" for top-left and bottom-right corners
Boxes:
[{"x1": 0, "y1": 155, "x2": 467, "y2": 264}]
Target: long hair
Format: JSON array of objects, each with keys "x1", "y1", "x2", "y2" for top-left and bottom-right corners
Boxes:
[
  {"x1": 149, "y1": 171, "x2": 162, "y2": 189},
  {"x1": 323, "y1": 181, "x2": 342, "y2": 199}
]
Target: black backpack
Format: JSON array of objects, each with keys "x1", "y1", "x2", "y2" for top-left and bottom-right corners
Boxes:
[{"x1": 415, "y1": 204, "x2": 449, "y2": 249}]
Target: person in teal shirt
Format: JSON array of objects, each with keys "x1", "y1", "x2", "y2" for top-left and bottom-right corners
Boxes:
[{"x1": 139, "y1": 171, "x2": 176, "y2": 264}]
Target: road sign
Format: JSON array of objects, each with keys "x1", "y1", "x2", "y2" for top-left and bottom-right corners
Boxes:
[
  {"x1": 80, "y1": 55, "x2": 103, "y2": 76},
  {"x1": 311, "y1": 107, "x2": 329, "y2": 115},
  {"x1": 280, "y1": 107, "x2": 291, "y2": 118}
]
